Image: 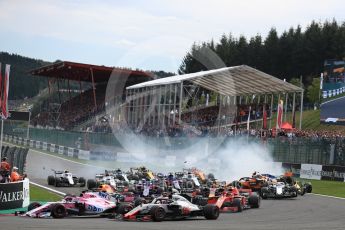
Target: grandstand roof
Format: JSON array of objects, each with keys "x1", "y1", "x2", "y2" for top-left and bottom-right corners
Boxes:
[
  {"x1": 31, "y1": 61, "x2": 152, "y2": 83},
  {"x1": 127, "y1": 65, "x2": 303, "y2": 96}
]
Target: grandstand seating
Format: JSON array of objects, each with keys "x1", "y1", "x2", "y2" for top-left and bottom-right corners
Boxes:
[{"x1": 33, "y1": 84, "x2": 107, "y2": 130}]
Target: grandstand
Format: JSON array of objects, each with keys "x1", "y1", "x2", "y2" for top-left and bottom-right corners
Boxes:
[
  {"x1": 30, "y1": 61, "x2": 153, "y2": 130},
  {"x1": 124, "y1": 65, "x2": 303, "y2": 136}
]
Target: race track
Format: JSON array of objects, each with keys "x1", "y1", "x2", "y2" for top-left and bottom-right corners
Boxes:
[
  {"x1": 2, "y1": 145, "x2": 345, "y2": 230},
  {"x1": 321, "y1": 96, "x2": 345, "y2": 121},
  {"x1": 23, "y1": 146, "x2": 108, "y2": 195},
  {"x1": 1, "y1": 194, "x2": 345, "y2": 230}
]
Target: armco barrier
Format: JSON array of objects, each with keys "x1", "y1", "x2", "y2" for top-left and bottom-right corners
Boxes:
[
  {"x1": 322, "y1": 82, "x2": 345, "y2": 99},
  {"x1": 0, "y1": 179, "x2": 30, "y2": 210},
  {"x1": 4, "y1": 134, "x2": 91, "y2": 161},
  {"x1": 5, "y1": 134, "x2": 345, "y2": 172}
]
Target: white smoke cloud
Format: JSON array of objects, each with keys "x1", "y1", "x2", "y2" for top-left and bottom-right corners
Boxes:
[{"x1": 115, "y1": 134, "x2": 284, "y2": 182}]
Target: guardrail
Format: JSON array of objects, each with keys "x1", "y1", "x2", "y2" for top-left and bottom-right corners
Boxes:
[
  {"x1": 322, "y1": 87, "x2": 345, "y2": 99},
  {"x1": 4, "y1": 134, "x2": 91, "y2": 161}
]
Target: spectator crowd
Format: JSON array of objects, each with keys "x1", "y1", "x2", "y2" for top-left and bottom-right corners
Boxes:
[{"x1": 0, "y1": 157, "x2": 26, "y2": 183}]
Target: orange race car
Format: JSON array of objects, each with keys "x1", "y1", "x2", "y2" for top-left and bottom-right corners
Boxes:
[{"x1": 238, "y1": 172, "x2": 270, "y2": 191}]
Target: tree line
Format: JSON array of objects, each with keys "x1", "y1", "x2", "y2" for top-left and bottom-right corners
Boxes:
[
  {"x1": 178, "y1": 20, "x2": 345, "y2": 104},
  {"x1": 0, "y1": 52, "x2": 49, "y2": 100}
]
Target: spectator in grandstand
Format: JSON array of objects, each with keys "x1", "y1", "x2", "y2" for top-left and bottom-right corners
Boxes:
[
  {"x1": 10, "y1": 166, "x2": 26, "y2": 182},
  {"x1": 0, "y1": 157, "x2": 11, "y2": 183}
]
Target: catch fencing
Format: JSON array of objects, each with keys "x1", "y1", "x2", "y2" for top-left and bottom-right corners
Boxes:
[{"x1": 1, "y1": 145, "x2": 28, "y2": 174}]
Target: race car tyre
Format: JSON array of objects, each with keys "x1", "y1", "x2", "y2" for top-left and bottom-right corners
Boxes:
[
  {"x1": 51, "y1": 204, "x2": 67, "y2": 218},
  {"x1": 232, "y1": 198, "x2": 243, "y2": 212},
  {"x1": 207, "y1": 173, "x2": 215, "y2": 180},
  {"x1": 123, "y1": 181, "x2": 129, "y2": 187},
  {"x1": 300, "y1": 187, "x2": 306, "y2": 196},
  {"x1": 134, "y1": 197, "x2": 143, "y2": 207},
  {"x1": 47, "y1": 176, "x2": 55, "y2": 186},
  {"x1": 87, "y1": 179, "x2": 97, "y2": 189},
  {"x1": 186, "y1": 181, "x2": 194, "y2": 189},
  {"x1": 290, "y1": 187, "x2": 298, "y2": 197},
  {"x1": 28, "y1": 202, "x2": 41, "y2": 211},
  {"x1": 156, "y1": 187, "x2": 164, "y2": 195},
  {"x1": 248, "y1": 194, "x2": 260, "y2": 208},
  {"x1": 203, "y1": 204, "x2": 219, "y2": 220},
  {"x1": 78, "y1": 177, "x2": 86, "y2": 187},
  {"x1": 261, "y1": 187, "x2": 269, "y2": 199},
  {"x1": 54, "y1": 178, "x2": 61, "y2": 187},
  {"x1": 150, "y1": 206, "x2": 166, "y2": 222},
  {"x1": 231, "y1": 180, "x2": 241, "y2": 188},
  {"x1": 128, "y1": 175, "x2": 140, "y2": 181},
  {"x1": 117, "y1": 203, "x2": 133, "y2": 214},
  {"x1": 305, "y1": 184, "x2": 312, "y2": 193}
]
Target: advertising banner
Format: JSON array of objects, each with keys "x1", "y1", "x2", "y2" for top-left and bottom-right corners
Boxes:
[
  {"x1": 0, "y1": 178, "x2": 30, "y2": 210},
  {"x1": 321, "y1": 165, "x2": 345, "y2": 182},
  {"x1": 300, "y1": 164, "x2": 322, "y2": 180}
]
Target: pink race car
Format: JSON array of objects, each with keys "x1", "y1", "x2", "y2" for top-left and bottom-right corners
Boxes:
[{"x1": 23, "y1": 192, "x2": 132, "y2": 218}]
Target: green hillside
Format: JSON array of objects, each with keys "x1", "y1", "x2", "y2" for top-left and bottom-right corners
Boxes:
[{"x1": 0, "y1": 52, "x2": 50, "y2": 100}]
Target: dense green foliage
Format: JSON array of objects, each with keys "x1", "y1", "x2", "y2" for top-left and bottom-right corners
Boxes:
[
  {"x1": 151, "y1": 70, "x2": 175, "y2": 78},
  {"x1": 0, "y1": 52, "x2": 50, "y2": 99},
  {"x1": 0, "y1": 52, "x2": 174, "y2": 100},
  {"x1": 179, "y1": 20, "x2": 345, "y2": 101}
]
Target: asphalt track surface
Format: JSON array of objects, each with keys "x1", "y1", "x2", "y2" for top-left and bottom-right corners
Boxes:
[
  {"x1": 24, "y1": 145, "x2": 106, "y2": 195},
  {"x1": 1, "y1": 194, "x2": 345, "y2": 230},
  {"x1": 320, "y1": 96, "x2": 345, "y2": 120},
  {"x1": 2, "y1": 146, "x2": 345, "y2": 230}
]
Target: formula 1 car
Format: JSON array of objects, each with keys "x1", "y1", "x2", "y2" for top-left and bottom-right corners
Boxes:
[
  {"x1": 87, "y1": 173, "x2": 117, "y2": 190},
  {"x1": 238, "y1": 174, "x2": 269, "y2": 191},
  {"x1": 23, "y1": 192, "x2": 130, "y2": 218},
  {"x1": 173, "y1": 170, "x2": 202, "y2": 193},
  {"x1": 47, "y1": 170, "x2": 85, "y2": 187},
  {"x1": 127, "y1": 167, "x2": 155, "y2": 181},
  {"x1": 270, "y1": 175, "x2": 312, "y2": 196},
  {"x1": 260, "y1": 181, "x2": 298, "y2": 199},
  {"x1": 122, "y1": 194, "x2": 219, "y2": 221},
  {"x1": 207, "y1": 187, "x2": 260, "y2": 212}
]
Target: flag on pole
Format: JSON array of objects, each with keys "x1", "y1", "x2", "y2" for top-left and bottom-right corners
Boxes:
[
  {"x1": 262, "y1": 104, "x2": 267, "y2": 129},
  {"x1": 276, "y1": 100, "x2": 283, "y2": 129},
  {"x1": 1, "y1": 64, "x2": 10, "y2": 119},
  {"x1": 247, "y1": 106, "x2": 251, "y2": 131}
]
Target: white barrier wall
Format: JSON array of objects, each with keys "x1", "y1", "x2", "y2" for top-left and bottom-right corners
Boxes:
[{"x1": 300, "y1": 164, "x2": 323, "y2": 180}]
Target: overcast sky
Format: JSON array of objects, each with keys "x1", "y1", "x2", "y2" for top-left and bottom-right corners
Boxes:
[{"x1": 0, "y1": 0, "x2": 344, "y2": 72}]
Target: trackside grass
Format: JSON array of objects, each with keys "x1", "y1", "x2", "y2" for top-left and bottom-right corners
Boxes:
[
  {"x1": 30, "y1": 184, "x2": 62, "y2": 201},
  {"x1": 300, "y1": 179, "x2": 345, "y2": 198}
]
